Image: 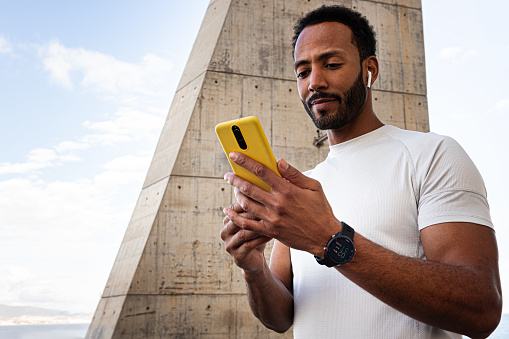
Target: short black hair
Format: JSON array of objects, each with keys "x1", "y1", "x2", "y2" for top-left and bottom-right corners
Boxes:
[{"x1": 292, "y1": 5, "x2": 377, "y2": 62}]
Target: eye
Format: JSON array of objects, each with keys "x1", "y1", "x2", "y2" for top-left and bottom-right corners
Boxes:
[
  {"x1": 325, "y1": 63, "x2": 342, "y2": 69},
  {"x1": 296, "y1": 70, "x2": 310, "y2": 79}
]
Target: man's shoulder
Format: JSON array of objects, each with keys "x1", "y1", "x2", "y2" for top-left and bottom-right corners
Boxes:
[
  {"x1": 382, "y1": 125, "x2": 459, "y2": 155},
  {"x1": 304, "y1": 125, "x2": 462, "y2": 177},
  {"x1": 383, "y1": 125, "x2": 451, "y2": 144},
  {"x1": 383, "y1": 126, "x2": 477, "y2": 183}
]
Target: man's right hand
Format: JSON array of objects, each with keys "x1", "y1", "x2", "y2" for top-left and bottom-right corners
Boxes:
[{"x1": 220, "y1": 201, "x2": 273, "y2": 276}]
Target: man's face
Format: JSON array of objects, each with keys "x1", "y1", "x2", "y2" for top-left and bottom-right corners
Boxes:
[{"x1": 293, "y1": 22, "x2": 368, "y2": 130}]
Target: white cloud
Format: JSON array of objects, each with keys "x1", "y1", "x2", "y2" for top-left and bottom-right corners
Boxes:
[
  {"x1": 4, "y1": 41, "x2": 171, "y2": 179},
  {"x1": 0, "y1": 153, "x2": 146, "y2": 312},
  {"x1": 54, "y1": 141, "x2": 89, "y2": 153},
  {"x1": 58, "y1": 154, "x2": 82, "y2": 163},
  {"x1": 32, "y1": 42, "x2": 169, "y2": 155},
  {"x1": 82, "y1": 107, "x2": 164, "y2": 146},
  {"x1": 0, "y1": 106, "x2": 163, "y2": 175},
  {"x1": 90, "y1": 155, "x2": 152, "y2": 195},
  {"x1": 39, "y1": 41, "x2": 73, "y2": 88},
  {"x1": 0, "y1": 176, "x2": 133, "y2": 239},
  {"x1": 1, "y1": 266, "x2": 31, "y2": 287},
  {"x1": 0, "y1": 266, "x2": 32, "y2": 305},
  {"x1": 0, "y1": 258, "x2": 104, "y2": 314},
  {"x1": 0, "y1": 35, "x2": 12, "y2": 54},
  {"x1": 26, "y1": 148, "x2": 57, "y2": 163},
  {"x1": 0, "y1": 162, "x2": 49, "y2": 175},
  {"x1": 103, "y1": 154, "x2": 151, "y2": 172},
  {"x1": 0, "y1": 39, "x2": 176, "y2": 314},
  {"x1": 439, "y1": 46, "x2": 477, "y2": 60},
  {"x1": 0, "y1": 148, "x2": 80, "y2": 175},
  {"x1": 495, "y1": 98, "x2": 509, "y2": 111},
  {"x1": 439, "y1": 46, "x2": 461, "y2": 59},
  {"x1": 0, "y1": 149, "x2": 55, "y2": 175},
  {"x1": 462, "y1": 48, "x2": 477, "y2": 58},
  {"x1": 38, "y1": 40, "x2": 174, "y2": 98}
]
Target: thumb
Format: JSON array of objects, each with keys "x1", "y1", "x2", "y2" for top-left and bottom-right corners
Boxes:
[{"x1": 278, "y1": 158, "x2": 312, "y2": 189}]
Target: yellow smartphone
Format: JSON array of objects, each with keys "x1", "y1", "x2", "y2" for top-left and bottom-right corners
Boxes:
[{"x1": 215, "y1": 116, "x2": 281, "y2": 191}]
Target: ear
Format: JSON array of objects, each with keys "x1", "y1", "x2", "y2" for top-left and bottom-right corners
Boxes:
[{"x1": 364, "y1": 56, "x2": 379, "y2": 88}]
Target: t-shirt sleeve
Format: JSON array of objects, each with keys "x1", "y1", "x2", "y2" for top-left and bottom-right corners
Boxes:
[{"x1": 417, "y1": 136, "x2": 493, "y2": 230}]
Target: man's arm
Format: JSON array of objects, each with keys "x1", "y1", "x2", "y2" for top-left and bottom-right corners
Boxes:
[
  {"x1": 244, "y1": 239, "x2": 293, "y2": 333},
  {"x1": 338, "y1": 223, "x2": 502, "y2": 339},
  {"x1": 220, "y1": 203, "x2": 294, "y2": 333},
  {"x1": 223, "y1": 152, "x2": 502, "y2": 338}
]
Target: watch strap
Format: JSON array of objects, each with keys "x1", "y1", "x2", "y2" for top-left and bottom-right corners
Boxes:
[
  {"x1": 340, "y1": 222, "x2": 354, "y2": 240},
  {"x1": 315, "y1": 252, "x2": 336, "y2": 267}
]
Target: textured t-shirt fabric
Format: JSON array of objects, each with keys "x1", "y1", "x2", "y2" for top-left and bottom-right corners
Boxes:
[{"x1": 290, "y1": 125, "x2": 493, "y2": 339}]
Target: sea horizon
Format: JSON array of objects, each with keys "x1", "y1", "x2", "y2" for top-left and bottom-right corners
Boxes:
[
  {"x1": 0, "y1": 314, "x2": 508, "y2": 339},
  {"x1": 0, "y1": 323, "x2": 89, "y2": 339}
]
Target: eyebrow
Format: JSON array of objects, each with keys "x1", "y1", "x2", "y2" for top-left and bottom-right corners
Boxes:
[{"x1": 293, "y1": 50, "x2": 347, "y2": 71}]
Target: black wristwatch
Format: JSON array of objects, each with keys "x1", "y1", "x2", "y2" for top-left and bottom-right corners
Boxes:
[{"x1": 315, "y1": 222, "x2": 355, "y2": 267}]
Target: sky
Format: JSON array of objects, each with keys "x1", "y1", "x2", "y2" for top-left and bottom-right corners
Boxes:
[{"x1": 0, "y1": 0, "x2": 508, "y2": 320}]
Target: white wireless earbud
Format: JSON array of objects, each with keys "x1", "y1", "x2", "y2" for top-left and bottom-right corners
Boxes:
[{"x1": 367, "y1": 71, "x2": 372, "y2": 89}]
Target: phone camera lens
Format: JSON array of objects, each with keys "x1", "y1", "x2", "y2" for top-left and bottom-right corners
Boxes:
[{"x1": 231, "y1": 125, "x2": 247, "y2": 150}]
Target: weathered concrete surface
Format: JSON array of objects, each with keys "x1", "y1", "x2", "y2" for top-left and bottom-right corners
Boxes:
[{"x1": 87, "y1": 0, "x2": 428, "y2": 338}]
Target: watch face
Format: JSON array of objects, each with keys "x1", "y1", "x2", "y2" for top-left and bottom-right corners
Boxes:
[{"x1": 327, "y1": 236, "x2": 355, "y2": 264}]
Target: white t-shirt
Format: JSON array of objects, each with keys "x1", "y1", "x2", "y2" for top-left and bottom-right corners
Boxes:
[{"x1": 290, "y1": 125, "x2": 493, "y2": 339}]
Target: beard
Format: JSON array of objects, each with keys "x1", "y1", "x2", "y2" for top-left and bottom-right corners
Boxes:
[{"x1": 302, "y1": 69, "x2": 367, "y2": 130}]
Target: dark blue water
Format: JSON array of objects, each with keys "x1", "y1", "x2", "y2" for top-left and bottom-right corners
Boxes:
[{"x1": 0, "y1": 317, "x2": 507, "y2": 338}]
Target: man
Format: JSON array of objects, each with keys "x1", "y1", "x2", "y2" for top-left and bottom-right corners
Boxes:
[{"x1": 220, "y1": 5, "x2": 502, "y2": 338}]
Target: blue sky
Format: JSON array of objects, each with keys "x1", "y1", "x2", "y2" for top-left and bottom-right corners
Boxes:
[{"x1": 0, "y1": 0, "x2": 508, "y2": 318}]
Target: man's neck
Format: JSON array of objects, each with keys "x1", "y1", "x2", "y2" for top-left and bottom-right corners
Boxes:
[{"x1": 326, "y1": 110, "x2": 384, "y2": 145}]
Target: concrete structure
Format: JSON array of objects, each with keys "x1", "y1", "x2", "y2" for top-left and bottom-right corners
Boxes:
[{"x1": 86, "y1": 0, "x2": 428, "y2": 338}]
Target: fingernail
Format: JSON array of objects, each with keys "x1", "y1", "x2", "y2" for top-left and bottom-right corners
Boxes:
[
  {"x1": 224, "y1": 173, "x2": 230, "y2": 183},
  {"x1": 229, "y1": 152, "x2": 238, "y2": 161},
  {"x1": 223, "y1": 208, "x2": 232, "y2": 217},
  {"x1": 280, "y1": 158, "x2": 289, "y2": 170}
]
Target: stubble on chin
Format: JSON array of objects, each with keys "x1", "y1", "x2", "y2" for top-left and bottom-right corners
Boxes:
[
  {"x1": 302, "y1": 98, "x2": 351, "y2": 131},
  {"x1": 302, "y1": 101, "x2": 338, "y2": 130},
  {"x1": 301, "y1": 70, "x2": 367, "y2": 131}
]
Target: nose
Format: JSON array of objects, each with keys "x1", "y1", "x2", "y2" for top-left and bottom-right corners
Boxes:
[{"x1": 308, "y1": 69, "x2": 328, "y2": 92}]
